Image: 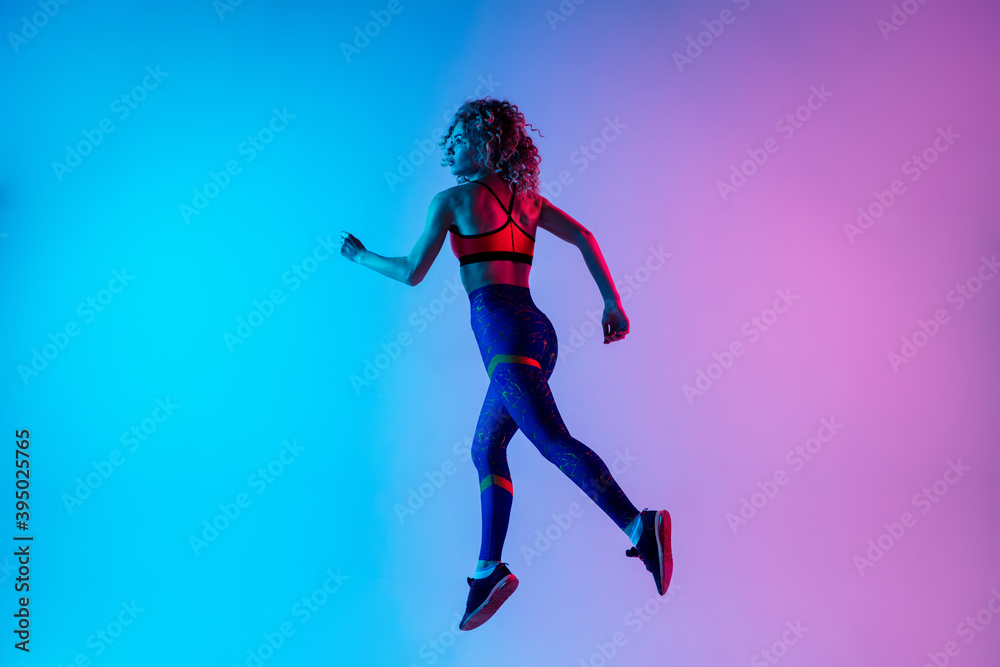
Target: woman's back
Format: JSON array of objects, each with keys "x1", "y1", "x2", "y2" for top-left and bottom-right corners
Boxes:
[
  {"x1": 444, "y1": 177, "x2": 544, "y2": 293},
  {"x1": 445, "y1": 178, "x2": 543, "y2": 239}
]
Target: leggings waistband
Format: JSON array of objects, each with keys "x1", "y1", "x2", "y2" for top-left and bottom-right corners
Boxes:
[{"x1": 468, "y1": 283, "x2": 533, "y2": 303}]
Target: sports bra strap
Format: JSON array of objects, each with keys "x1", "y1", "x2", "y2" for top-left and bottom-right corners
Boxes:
[{"x1": 471, "y1": 180, "x2": 516, "y2": 217}]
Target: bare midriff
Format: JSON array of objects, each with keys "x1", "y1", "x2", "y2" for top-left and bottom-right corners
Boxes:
[{"x1": 458, "y1": 261, "x2": 531, "y2": 295}]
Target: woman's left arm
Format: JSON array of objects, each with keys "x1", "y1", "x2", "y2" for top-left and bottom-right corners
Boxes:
[{"x1": 340, "y1": 192, "x2": 453, "y2": 286}]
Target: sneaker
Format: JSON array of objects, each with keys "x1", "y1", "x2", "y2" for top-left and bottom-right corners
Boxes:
[
  {"x1": 625, "y1": 509, "x2": 672, "y2": 595},
  {"x1": 459, "y1": 562, "x2": 519, "y2": 631}
]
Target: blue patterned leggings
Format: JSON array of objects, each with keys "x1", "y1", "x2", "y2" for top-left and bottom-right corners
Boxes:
[{"x1": 468, "y1": 283, "x2": 639, "y2": 562}]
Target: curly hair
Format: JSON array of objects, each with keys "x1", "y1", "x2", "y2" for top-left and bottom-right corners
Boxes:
[{"x1": 439, "y1": 97, "x2": 543, "y2": 198}]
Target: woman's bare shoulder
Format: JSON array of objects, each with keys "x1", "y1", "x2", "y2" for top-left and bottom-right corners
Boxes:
[{"x1": 434, "y1": 182, "x2": 479, "y2": 208}]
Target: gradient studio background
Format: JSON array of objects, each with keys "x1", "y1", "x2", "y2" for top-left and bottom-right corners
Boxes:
[{"x1": 2, "y1": 0, "x2": 999, "y2": 665}]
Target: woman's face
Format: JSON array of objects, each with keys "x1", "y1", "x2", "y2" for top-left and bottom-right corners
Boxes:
[{"x1": 443, "y1": 121, "x2": 480, "y2": 178}]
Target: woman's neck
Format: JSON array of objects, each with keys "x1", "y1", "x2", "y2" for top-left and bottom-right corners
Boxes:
[{"x1": 468, "y1": 168, "x2": 492, "y2": 182}]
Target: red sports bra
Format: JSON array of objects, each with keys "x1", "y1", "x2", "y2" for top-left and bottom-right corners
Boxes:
[{"x1": 449, "y1": 180, "x2": 535, "y2": 266}]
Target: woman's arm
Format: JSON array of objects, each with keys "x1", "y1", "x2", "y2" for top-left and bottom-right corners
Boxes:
[
  {"x1": 537, "y1": 197, "x2": 622, "y2": 306},
  {"x1": 577, "y1": 232, "x2": 624, "y2": 307},
  {"x1": 355, "y1": 250, "x2": 409, "y2": 284},
  {"x1": 537, "y1": 196, "x2": 629, "y2": 343},
  {"x1": 340, "y1": 192, "x2": 453, "y2": 286}
]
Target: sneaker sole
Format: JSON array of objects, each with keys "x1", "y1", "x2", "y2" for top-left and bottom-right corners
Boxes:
[
  {"x1": 656, "y1": 510, "x2": 673, "y2": 596},
  {"x1": 460, "y1": 574, "x2": 519, "y2": 631}
]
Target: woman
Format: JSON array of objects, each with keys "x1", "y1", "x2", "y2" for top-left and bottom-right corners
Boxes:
[{"x1": 339, "y1": 98, "x2": 671, "y2": 631}]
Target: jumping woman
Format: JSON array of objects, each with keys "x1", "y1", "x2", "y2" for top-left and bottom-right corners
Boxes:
[{"x1": 339, "y1": 98, "x2": 671, "y2": 631}]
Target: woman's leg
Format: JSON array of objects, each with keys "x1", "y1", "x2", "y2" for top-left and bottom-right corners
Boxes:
[
  {"x1": 469, "y1": 284, "x2": 639, "y2": 533},
  {"x1": 489, "y1": 360, "x2": 641, "y2": 532},
  {"x1": 470, "y1": 380, "x2": 520, "y2": 565}
]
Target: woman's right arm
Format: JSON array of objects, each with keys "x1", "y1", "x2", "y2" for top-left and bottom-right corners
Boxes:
[
  {"x1": 537, "y1": 197, "x2": 623, "y2": 308},
  {"x1": 537, "y1": 197, "x2": 629, "y2": 343}
]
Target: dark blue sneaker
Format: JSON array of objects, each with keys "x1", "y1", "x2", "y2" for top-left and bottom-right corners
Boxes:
[
  {"x1": 625, "y1": 509, "x2": 672, "y2": 595},
  {"x1": 459, "y1": 562, "x2": 519, "y2": 631}
]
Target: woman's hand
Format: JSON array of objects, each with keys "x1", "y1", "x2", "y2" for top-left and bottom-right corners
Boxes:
[
  {"x1": 602, "y1": 301, "x2": 630, "y2": 344},
  {"x1": 339, "y1": 231, "x2": 367, "y2": 263}
]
